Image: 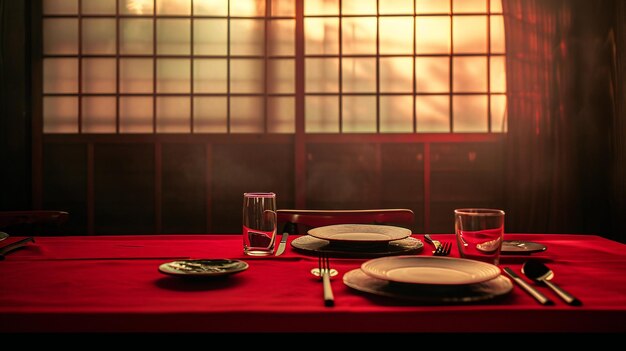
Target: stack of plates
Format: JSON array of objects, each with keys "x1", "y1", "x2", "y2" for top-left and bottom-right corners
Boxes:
[
  {"x1": 290, "y1": 224, "x2": 423, "y2": 258},
  {"x1": 343, "y1": 256, "x2": 512, "y2": 303}
]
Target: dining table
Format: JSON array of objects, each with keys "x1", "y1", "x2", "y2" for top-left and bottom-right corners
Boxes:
[{"x1": 1, "y1": 233, "x2": 625, "y2": 333}]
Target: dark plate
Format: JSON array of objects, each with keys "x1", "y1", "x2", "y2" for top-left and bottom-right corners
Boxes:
[
  {"x1": 158, "y1": 259, "x2": 249, "y2": 278},
  {"x1": 291, "y1": 235, "x2": 423, "y2": 258},
  {"x1": 501, "y1": 240, "x2": 547, "y2": 255}
]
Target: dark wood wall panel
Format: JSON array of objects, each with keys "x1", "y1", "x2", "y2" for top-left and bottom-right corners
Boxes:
[
  {"x1": 42, "y1": 143, "x2": 87, "y2": 235},
  {"x1": 162, "y1": 144, "x2": 206, "y2": 233},
  {"x1": 94, "y1": 144, "x2": 154, "y2": 234},
  {"x1": 212, "y1": 143, "x2": 294, "y2": 233}
]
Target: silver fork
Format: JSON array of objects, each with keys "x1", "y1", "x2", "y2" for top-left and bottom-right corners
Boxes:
[
  {"x1": 424, "y1": 234, "x2": 452, "y2": 256},
  {"x1": 318, "y1": 253, "x2": 335, "y2": 307}
]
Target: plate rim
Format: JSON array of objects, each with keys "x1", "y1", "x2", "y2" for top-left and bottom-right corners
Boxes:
[
  {"x1": 307, "y1": 224, "x2": 412, "y2": 243},
  {"x1": 501, "y1": 240, "x2": 547, "y2": 253},
  {"x1": 158, "y1": 258, "x2": 249, "y2": 277},
  {"x1": 290, "y1": 235, "x2": 423, "y2": 258},
  {"x1": 360, "y1": 255, "x2": 501, "y2": 285}
]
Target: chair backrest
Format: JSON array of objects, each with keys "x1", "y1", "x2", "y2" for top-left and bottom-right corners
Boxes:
[
  {"x1": 0, "y1": 211, "x2": 69, "y2": 236},
  {"x1": 277, "y1": 209, "x2": 415, "y2": 234}
]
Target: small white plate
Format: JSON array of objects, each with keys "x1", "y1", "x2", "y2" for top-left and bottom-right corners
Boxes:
[
  {"x1": 159, "y1": 259, "x2": 248, "y2": 278},
  {"x1": 361, "y1": 256, "x2": 501, "y2": 285},
  {"x1": 307, "y1": 224, "x2": 411, "y2": 243}
]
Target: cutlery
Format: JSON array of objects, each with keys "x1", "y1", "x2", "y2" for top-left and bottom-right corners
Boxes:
[
  {"x1": 275, "y1": 223, "x2": 295, "y2": 257},
  {"x1": 503, "y1": 267, "x2": 554, "y2": 305},
  {"x1": 0, "y1": 236, "x2": 35, "y2": 260},
  {"x1": 317, "y1": 253, "x2": 335, "y2": 307},
  {"x1": 0, "y1": 231, "x2": 8, "y2": 241},
  {"x1": 522, "y1": 260, "x2": 582, "y2": 306}
]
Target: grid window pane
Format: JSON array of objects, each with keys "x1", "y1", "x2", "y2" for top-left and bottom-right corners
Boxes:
[
  {"x1": 82, "y1": 58, "x2": 116, "y2": 94},
  {"x1": 305, "y1": 18, "x2": 339, "y2": 55},
  {"x1": 157, "y1": 59, "x2": 191, "y2": 93},
  {"x1": 306, "y1": 96, "x2": 339, "y2": 133},
  {"x1": 491, "y1": 0, "x2": 503, "y2": 13},
  {"x1": 120, "y1": 19, "x2": 154, "y2": 55},
  {"x1": 82, "y1": 0, "x2": 116, "y2": 14},
  {"x1": 342, "y1": 58, "x2": 376, "y2": 93},
  {"x1": 269, "y1": 20, "x2": 295, "y2": 56},
  {"x1": 120, "y1": 97, "x2": 153, "y2": 133},
  {"x1": 453, "y1": 95, "x2": 488, "y2": 132},
  {"x1": 342, "y1": 17, "x2": 377, "y2": 55},
  {"x1": 157, "y1": 97, "x2": 191, "y2": 133},
  {"x1": 380, "y1": 57, "x2": 413, "y2": 93},
  {"x1": 82, "y1": 19, "x2": 116, "y2": 55},
  {"x1": 490, "y1": 57, "x2": 507, "y2": 93},
  {"x1": 43, "y1": 19, "x2": 78, "y2": 55},
  {"x1": 379, "y1": 17, "x2": 414, "y2": 55},
  {"x1": 453, "y1": 16, "x2": 487, "y2": 54},
  {"x1": 306, "y1": 58, "x2": 339, "y2": 93},
  {"x1": 157, "y1": 19, "x2": 191, "y2": 55},
  {"x1": 343, "y1": 96, "x2": 376, "y2": 133},
  {"x1": 44, "y1": 97, "x2": 78, "y2": 133},
  {"x1": 452, "y1": 0, "x2": 487, "y2": 13},
  {"x1": 193, "y1": 19, "x2": 227, "y2": 56},
  {"x1": 491, "y1": 95, "x2": 507, "y2": 133},
  {"x1": 193, "y1": 59, "x2": 228, "y2": 93},
  {"x1": 193, "y1": 0, "x2": 227, "y2": 16},
  {"x1": 416, "y1": 57, "x2": 449, "y2": 93},
  {"x1": 120, "y1": 58, "x2": 154, "y2": 93},
  {"x1": 416, "y1": 95, "x2": 449, "y2": 132},
  {"x1": 231, "y1": 19, "x2": 265, "y2": 56},
  {"x1": 416, "y1": 16, "x2": 450, "y2": 54},
  {"x1": 268, "y1": 97, "x2": 295, "y2": 133},
  {"x1": 230, "y1": 97, "x2": 264, "y2": 133},
  {"x1": 119, "y1": 0, "x2": 154, "y2": 15},
  {"x1": 380, "y1": 0, "x2": 414, "y2": 15},
  {"x1": 194, "y1": 97, "x2": 227, "y2": 133},
  {"x1": 44, "y1": 58, "x2": 78, "y2": 94},
  {"x1": 491, "y1": 16, "x2": 505, "y2": 53},
  {"x1": 453, "y1": 57, "x2": 487, "y2": 93},
  {"x1": 82, "y1": 97, "x2": 116, "y2": 133},
  {"x1": 271, "y1": 0, "x2": 295, "y2": 17},
  {"x1": 380, "y1": 96, "x2": 413, "y2": 133},
  {"x1": 342, "y1": 0, "x2": 376, "y2": 15},
  {"x1": 43, "y1": 0, "x2": 78, "y2": 15},
  {"x1": 156, "y1": 0, "x2": 191, "y2": 15},
  {"x1": 305, "y1": 0, "x2": 339, "y2": 16},
  {"x1": 268, "y1": 59, "x2": 295, "y2": 94},
  {"x1": 230, "y1": 0, "x2": 266, "y2": 17},
  {"x1": 230, "y1": 59, "x2": 265, "y2": 93},
  {"x1": 416, "y1": 0, "x2": 450, "y2": 14}
]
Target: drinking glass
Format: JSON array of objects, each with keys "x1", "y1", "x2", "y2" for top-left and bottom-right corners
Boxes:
[
  {"x1": 454, "y1": 208, "x2": 505, "y2": 265},
  {"x1": 242, "y1": 192, "x2": 277, "y2": 256}
]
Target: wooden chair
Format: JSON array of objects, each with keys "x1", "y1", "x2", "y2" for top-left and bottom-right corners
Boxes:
[
  {"x1": 276, "y1": 209, "x2": 415, "y2": 234},
  {"x1": 0, "y1": 211, "x2": 69, "y2": 236}
]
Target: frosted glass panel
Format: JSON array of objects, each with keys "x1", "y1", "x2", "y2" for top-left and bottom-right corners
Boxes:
[
  {"x1": 43, "y1": 58, "x2": 78, "y2": 94},
  {"x1": 380, "y1": 57, "x2": 413, "y2": 93},
  {"x1": 416, "y1": 57, "x2": 449, "y2": 93},
  {"x1": 82, "y1": 58, "x2": 116, "y2": 93},
  {"x1": 453, "y1": 95, "x2": 488, "y2": 132},
  {"x1": 267, "y1": 97, "x2": 295, "y2": 133},
  {"x1": 43, "y1": 19, "x2": 78, "y2": 55},
  {"x1": 157, "y1": 97, "x2": 191, "y2": 133},
  {"x1": 230, "y1": 59, "x2": 264, "y2": 93},
  {"x1": 491, "y1": 0, "x2": 503, "y2": 13},
  {"x1": 231, "y1": 19, "x2": 265, "y2": 56},
  {"x1": 193, "y1": 97, "x2": 227, "y2": 133},
  {"x1": 453, "y1": 16, "x2": 487, "y2": 53},
  {"x1": 156, "y1": 0, "x2": 191, "y2": 15},
  {"x1": 82, "y1": 0, "x2": 116, "y2": 14},
  {"x1": 43, "y1": 97, "x2": 78, "y2": 133},
  {"x1": 120, "y1": 19, "x2": 153, "y2": 55},
  {"x1": 120, "y1": 97, "x2": 153, "y2": 133},
  {"x1": 343, "y1": 96, "x2": 376, "y2": 133},
  {"x1": 416, "y1": 0, "x2": 450, "y2": 14},
  {"x1": 491, "y1": 16, "x2": 505, "y2": 53},
  {"x1": 120, "y1": 58, "x2": 154, "y2": 93},
  {"x1": 230, "y1": 97, "x2": 264, "y2": 133},
  {"x1": 379, "y1": 17, "x2": 414, "y2": 55},
  {"x1": 380, "y1": 96, "x2": 413, "y2": 133},
  {"x1": 193, "y1": 59, "x2": 227, "y2": 93},
  {"x1": 416, "y1": 17, "x2": 450, "y2": 54},
  {"x1": 416, "y1": 95, "x2": 449, "y2": 132},
  {"x1": 157, "y1": 59, "x2": 191, "y2": 93},
  {"x1": 490, "y1": 57, "x2": 506, "y2": 93},
  {"x1": 342, "y1": 17, "x2": 377, "y2": 55},
  {"x1": 193, "y1": 0, "x2": 227, "y2": 15},
  {"x1": 491, "y1": 95, "x2": 507, "y2": 132},
  {"x1": 342, "y1": 0, "x2": 376, "y2": 15},
  {"x1": 230, "y1": 0, "x2": 265, "y2": 17},
  {"x1": 271, "y1": 0, "x2": 295, "y2": 17},
  {"x1": 453, "y1": 0, "x2": 487, "y2": 13},
  {"x1": 268, "y1": 59, "x2": 295, "y2": 94},
  {"x1": 119, "y1": 0, "x2": 154, "y2": 15},
  {"x1": 306, "y1": 96, "x2": 339, "y2": 133},
  {"x1": 82, "y1": 19, "x2": 116, "y2": 54},
  {"x1": 380, "y1": 0, "x2": 414, "y2": 14},
  {"x1": 306, "y1": 58, "x2": 339, "y2": 93},
  {"x1": 453, "y1": 57, "x2": 487, "y2": 92},
  {"x1": 342, "y1": 58, "x2": 376, "y2": 93},
  {"x1": 157, "y1": 19, "x2": 191, "y2": 55},
  {"x1": 82, "y1": 97, "x2": 116, "y2": 133},
  {"x1": 194, "y1": 19, "x2": 227, "y2": 56},
  {"x1": 305, "y1": 0, "x2": 339, "y2": 16},
  {"x1": 305, "y1": 18, "x2": 339, "y2": 55},
  {"x1": 43, "y1": 0, "x2": 77, "y2": 14},
  {"x1": 269, "y1": 20, "x2": 295, "y2": 56}
]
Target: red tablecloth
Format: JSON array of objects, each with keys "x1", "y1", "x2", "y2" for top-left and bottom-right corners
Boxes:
[{"x1": 1, "y1": 234, "x2": 625, "y2": 332}]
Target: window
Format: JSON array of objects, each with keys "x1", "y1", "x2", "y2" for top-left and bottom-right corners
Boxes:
[{"x1": 42, "y1": 0, "x2": 506, "y2": 134}]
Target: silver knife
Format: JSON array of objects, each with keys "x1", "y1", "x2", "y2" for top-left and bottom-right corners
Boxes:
[
  {"x1": 275, "y1": 223, "x2": 294, "y2": 256},
  {"x1": 503, "y1": 267, "x2": 554, "y2": 305}
]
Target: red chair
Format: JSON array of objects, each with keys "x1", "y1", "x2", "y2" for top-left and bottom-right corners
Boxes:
[
  {"x1": 0, "y1": 211, "x2": 69, "y2": 236},
  {"x1": 276, "y1": 209, "x2": 415, "y2": 234}
]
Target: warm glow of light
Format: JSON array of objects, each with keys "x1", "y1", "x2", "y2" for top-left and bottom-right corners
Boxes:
[{"x1": 127, "y1": 0, "x2": 151, "y2": 15}]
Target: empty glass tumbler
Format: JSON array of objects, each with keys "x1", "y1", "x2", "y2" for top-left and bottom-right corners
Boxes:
[
  {"x1": 242, "y1": 192, "x2": 277, "y2": 256},
  {"x1": 455, "y1": 208, "x2": 505, "y2": 265}
]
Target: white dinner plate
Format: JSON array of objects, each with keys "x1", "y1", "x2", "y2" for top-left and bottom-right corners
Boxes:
[
  {"x1": 361, "y1": 256, "x2": 501, "y2": 285},
  {"x1": 158, "y1": 259, "x2": 248, "y2": 278},
  {"x1": 307, "y1": 224, "x2": 411, "y2": 243}
]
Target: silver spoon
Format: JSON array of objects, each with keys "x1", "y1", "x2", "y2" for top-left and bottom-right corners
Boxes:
[{"x1": 522, "y1": 260, "x2": 582, "y2": 306}]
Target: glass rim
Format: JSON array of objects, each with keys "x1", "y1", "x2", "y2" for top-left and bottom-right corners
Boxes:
[
  {"x1": 454, "y1": 208, "x2": 505, "y2": 216},
  {"x1": 244, "y1": 192, "x2": 276, "y2": 198}
]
